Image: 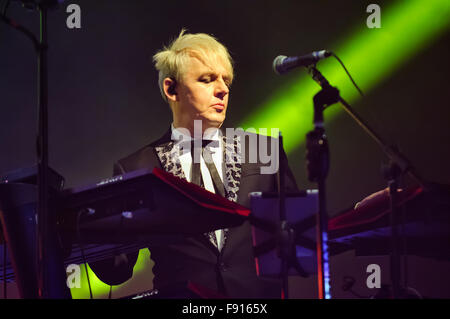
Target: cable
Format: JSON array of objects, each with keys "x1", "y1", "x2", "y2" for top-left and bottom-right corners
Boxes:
[
  {"x1": 107, "y1": 208, "x2": 128, "y2": 300},
  {"x1": 108, "y1": 285, "x2": 112, "y2": 299},
  {"x1": 1, "y1": 0, "x2": 10, "y2": 15},
  {"x1": 1, "y1": 0, "x2": 9, "y2": 15},
  {"x1": 342, "y1": 276, "x2": 370, "y2": 299},
  {"x1": 2, "y1": 235, "x2": 6, "y2": 299},
  {"x1": 404, "y1": 286, "x2": 423, "y2": 299},
  {"x1": 0, "y1": 1, "x2": 41, "y2": 52},
  {"x1": 76, "y1": 209, "x2": 93, "y2": 299},
  {"x1": 330, "y1": 51, "x2": 398, "y2": 169},
  {"x1": 400, "y1": 182, "x2": 408, "y2": 291},
  {"x1": 331, "y1": 52, "x2": 365, "y2": 97}
]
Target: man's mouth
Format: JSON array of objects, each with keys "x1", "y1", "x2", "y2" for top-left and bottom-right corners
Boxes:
[{"x1": 212, "y1": 103, "x2": 225, "y2": 112}]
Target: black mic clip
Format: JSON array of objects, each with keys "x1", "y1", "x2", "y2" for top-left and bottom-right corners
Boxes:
[{"x1": 273, "y1": 50, "x2": 332, "y2": 75}]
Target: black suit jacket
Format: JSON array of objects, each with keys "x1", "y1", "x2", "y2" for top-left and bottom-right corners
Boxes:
[{"x1": 89, "y1": 129, "x2": 299, "y2": 298}]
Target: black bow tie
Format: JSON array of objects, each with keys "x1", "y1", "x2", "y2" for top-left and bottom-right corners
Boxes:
[
  {"x1": 196, "y1": 139, "x2": 220, "y2": 149},
  {"x1": 172, "y1": 138, "x2": 220, "y2": 150}
]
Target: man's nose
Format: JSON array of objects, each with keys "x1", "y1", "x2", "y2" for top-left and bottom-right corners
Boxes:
[{"x1": 215, "y1": 79, "x2": 229, "y2": 99}]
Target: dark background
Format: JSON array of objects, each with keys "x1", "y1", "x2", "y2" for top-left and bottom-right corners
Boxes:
[{"x1": 1, "y1": 0, "x2": 449, "y2": 298}]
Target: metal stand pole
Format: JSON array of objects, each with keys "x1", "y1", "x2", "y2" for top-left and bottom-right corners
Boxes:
[
  {"x1": 1, "y1": 1, "x2": 70, "y2": 299},
  {"x1": 277, "y1": 133, "x2": 290, "y2": 299},
  {"x1": 305, "y1": 81, "x2": 339, "y2": 299},
  {"x1": 36, "y1": 4, "x2": 50, "y2": 299}
]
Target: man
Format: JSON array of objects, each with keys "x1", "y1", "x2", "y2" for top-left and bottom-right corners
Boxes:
[{"x1": 89, "y1": 30, "x2": 299, "y2": 298}]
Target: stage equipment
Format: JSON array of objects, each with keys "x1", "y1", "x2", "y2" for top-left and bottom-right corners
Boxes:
[{"x1": 0, "y1": 167, "x2": 249, "y2": 298}]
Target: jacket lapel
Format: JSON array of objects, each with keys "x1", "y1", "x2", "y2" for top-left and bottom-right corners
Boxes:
[
  {"x1": 222, "y1": 133, "x2": 242, "y2": 203},
  {"x1": 152, "y1": 128, "x2": 243, "y2": 253},
  {"x1": 220, "y1": 133, "x2": 243, "y2": 250},
  {"x1": 153, "y1": 128, "x2": 243, "y2": 200},
  {"x1": 153, "y1": 129, "x2": 186, "y2": 181}
]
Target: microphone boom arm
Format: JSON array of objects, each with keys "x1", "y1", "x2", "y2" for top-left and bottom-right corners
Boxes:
[{"x1": 307, "y1": 66, "x2": 427, "y2": 188}]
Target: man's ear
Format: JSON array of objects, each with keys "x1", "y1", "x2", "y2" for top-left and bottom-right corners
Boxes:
[{"x1": 163, "y1": 77, "x2": 177, "y2": 102}]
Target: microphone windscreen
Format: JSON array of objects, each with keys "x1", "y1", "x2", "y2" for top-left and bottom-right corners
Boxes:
[{"x1": 272, "y1": 55, "x2": 287, "y2": 75}]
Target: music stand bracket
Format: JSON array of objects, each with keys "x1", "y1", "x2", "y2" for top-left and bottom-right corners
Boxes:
[
  {"x1": 276, "y1": 135, "x2": 315, "y2": 298},
  {"x1": 250, "y1": 191, "x2": 319, "y2": 299}
]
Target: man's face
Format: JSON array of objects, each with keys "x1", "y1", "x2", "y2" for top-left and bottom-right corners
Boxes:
[{"x1": 171, "y1": 55, "x2": 231, "y2": 132}]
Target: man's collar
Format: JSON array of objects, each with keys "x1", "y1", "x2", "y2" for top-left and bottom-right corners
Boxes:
[{"x1": 171, "y1": 123, "x2": 221, "y2": 142}]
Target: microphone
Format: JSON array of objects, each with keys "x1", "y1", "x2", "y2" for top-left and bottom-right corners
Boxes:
[{"x1": 273, "y1": 50, "x2": 332, "y2": 75}]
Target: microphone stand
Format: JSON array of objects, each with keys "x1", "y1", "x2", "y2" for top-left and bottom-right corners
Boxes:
[
  {"x1": 305, "y1": 71, "x2": 338, "y2": 299},
  {"x1": 305, "y1": 65, "x2": 429, "y2": 299},
  {"x1": 36, "y1": 3, "x2": 50, "y2": 299},
  {"x1": 1, "y1": 1, "x2": 63, "y2": 298}
]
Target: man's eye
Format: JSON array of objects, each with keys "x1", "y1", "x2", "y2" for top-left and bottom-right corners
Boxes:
[{"x1": 200, "y1": 78, "x2": 211, "y2": 83}]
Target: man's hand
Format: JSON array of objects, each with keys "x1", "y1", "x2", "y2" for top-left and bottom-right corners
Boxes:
[{"x1": 354, "y1": 187, "x2": 403, "y2": 210}]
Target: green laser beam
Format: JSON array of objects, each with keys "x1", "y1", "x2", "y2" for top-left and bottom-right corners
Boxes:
[
  {"x1": 239, "y1": 0, "x2": 450, "y2": 153},
  {"x1": 70, "y1": 248, "x2": 152, "y2": 299}
]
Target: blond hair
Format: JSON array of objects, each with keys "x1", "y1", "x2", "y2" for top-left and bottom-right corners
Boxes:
[{"x1": 153, "y1": 29, "x2": 234, "y2": 102}]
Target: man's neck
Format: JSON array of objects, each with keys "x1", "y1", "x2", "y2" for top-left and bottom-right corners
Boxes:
[{"x1": 172, "y1": 121, "x2": 221, "y2": 140}]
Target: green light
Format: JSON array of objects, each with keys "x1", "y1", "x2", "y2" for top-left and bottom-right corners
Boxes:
[
  {"x1": 70, "y1": 249, "x2": 152, "y2": 299},
  {"x1": 239, "y1": 0, "x2": 450, "y2": 153}
]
